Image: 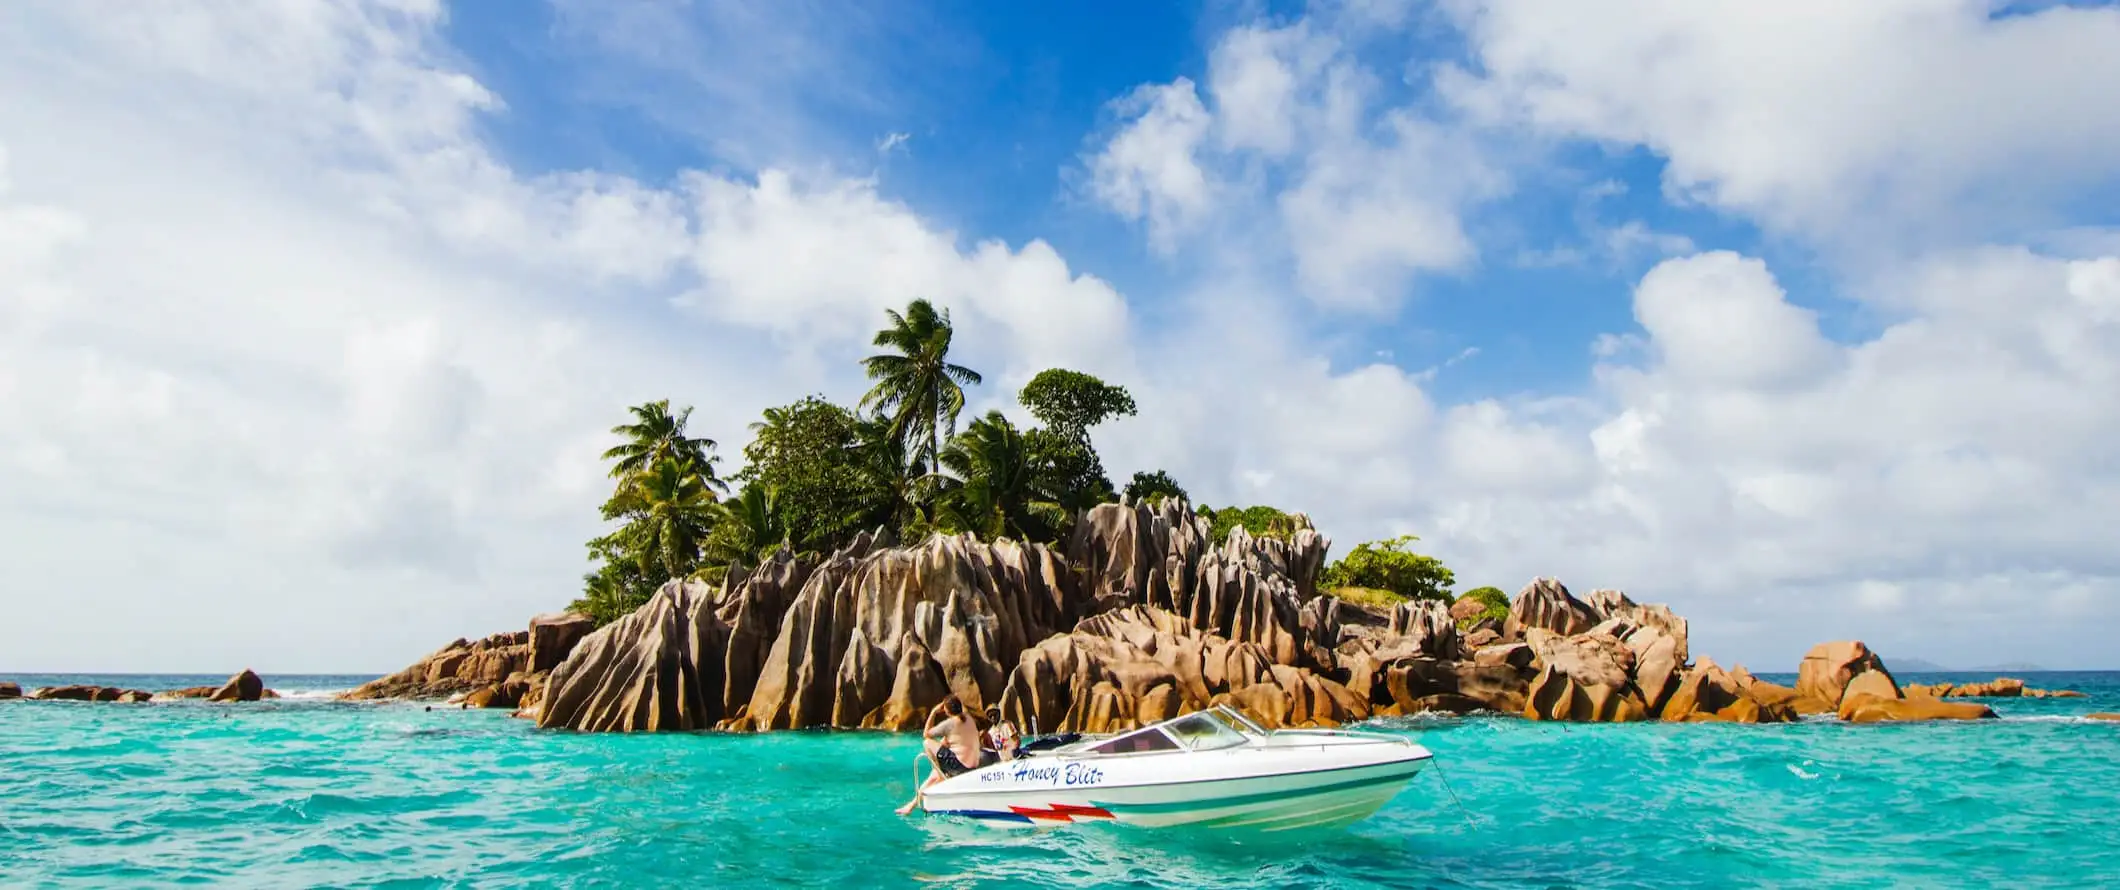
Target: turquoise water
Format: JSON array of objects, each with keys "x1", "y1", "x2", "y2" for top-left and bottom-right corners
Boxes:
[{"x1": 4, "y1": 672, "x2": 2117, "y2": 888}]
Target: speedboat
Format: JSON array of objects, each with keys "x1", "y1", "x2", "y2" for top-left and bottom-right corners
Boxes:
[{"x1": 916, "y1": 705, "x2": 1431, "y2": 830}]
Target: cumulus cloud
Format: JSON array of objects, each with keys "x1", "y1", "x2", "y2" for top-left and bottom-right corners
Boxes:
[
  {"x1": 7, "y1": 0, "x2": 2119, "y2": 675},
  {"x1": 1436, "y1": 0, "x2": 2120, "y2": 247},
  {"x1": 0, "y1": 3, "x2": 1136, "y2": 671},
  {"x1": 1085, "y1": 16, "x2": 1504, "y2": 310}
]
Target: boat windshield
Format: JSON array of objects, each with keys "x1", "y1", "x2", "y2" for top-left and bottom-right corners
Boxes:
[
  {"x1": 1161, "y1": 711, "x2": 1250, "y2": 750},
  {"x1": 1083, "y1": 726, "x2": 1182, "y2": 755},
  {"x1": 1211, "y1": 704, "x2": 1270, "y2": 736}
]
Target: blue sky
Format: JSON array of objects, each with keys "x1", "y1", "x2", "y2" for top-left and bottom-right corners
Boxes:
[{"x1": 5, "y1": 0, "x2": 2120, "y2": 672}]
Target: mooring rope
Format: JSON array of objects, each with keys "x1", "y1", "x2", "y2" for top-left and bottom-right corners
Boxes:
[{"x1": 1429, "y1": 757, "x2": 1480, "y2": 830}]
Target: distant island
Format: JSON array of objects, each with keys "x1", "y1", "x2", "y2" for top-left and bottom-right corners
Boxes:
[{"x1": 4, "y1": 300, "x2": 2098, "y2": 726}]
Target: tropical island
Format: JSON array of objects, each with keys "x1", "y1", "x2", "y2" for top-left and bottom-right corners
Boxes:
[{"x1": 5, "y1": 300, "x2": 2103, "y2": 725}]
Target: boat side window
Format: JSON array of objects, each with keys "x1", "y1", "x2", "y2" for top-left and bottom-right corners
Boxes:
[
  {"x1": 1085, "y1": 727, "x2": 1181, "y2": 755},
  {"x1": 1162, "y1": 712, "x2": 1248, "y2": 750}
]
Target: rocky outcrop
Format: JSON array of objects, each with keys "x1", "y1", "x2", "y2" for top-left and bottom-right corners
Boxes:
[
  {"x1": 0, "y1": 681, "x2": 21, "y2": 699},
  {"x1": 529, "y1": 613, "x2": 596, "y2": 673},
  {"x1": 1905, "y1": 678, "x2": 2087, "y2": 699},
  {"x1": 210, "y1": 669, "x2": 264, "y2": 702},
  {"x1": 341, "y1": 631, "x2": 532, "y2": 701},
  {"x1": 1796, "y1": 641, "x2": 1893, "y2": 707},
  {"x1": 159, "y1": 684, "x2": 281, "y2": 701},
  {"x1": 2088, "y1": 713, "x2": 2120, "y2": 721},
  {"x1": 1504, "y1": 578, "x2": 1599, "y2": 640},
  {"x1": 535, "y1": 530, "x2": 1084, "y2": 732},
  {"x1": 995, "y1": 606, "x2": 1364, "y2": 733},
  {"x1": 1661, "y1": 658, "x2": 1795, "y2": 723},
  {"x1": 1522, "y1": 628, "x2": 1647, "y2": 722},
  {"x1": 33, "y1": 685, "x2": 153, "y2": 701}
]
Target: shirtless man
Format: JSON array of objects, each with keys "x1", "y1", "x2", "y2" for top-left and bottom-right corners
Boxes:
[{"x1": 896, "y1": 696, "x2": 986, "y2": 815}]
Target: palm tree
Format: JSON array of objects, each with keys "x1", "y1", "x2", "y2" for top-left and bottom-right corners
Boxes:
[
  {"x1": 934, "y1": 411, "x2": 1065, "y2": 542},
  {"x1": 859, "y1": 299, "x2": 983, "y2": 481},
  {"x1": 702, "y1": 483, "x2": 796, "y2": 570},
  {"x1": 844, "y1": 411, "x2": 920, "y2": 535},
  {"x1": 603, "y1": 457, "x2": 719, "y2": 580},
  {"x1": 604, "y1": 399, "x2": 725, "y2": 492}
]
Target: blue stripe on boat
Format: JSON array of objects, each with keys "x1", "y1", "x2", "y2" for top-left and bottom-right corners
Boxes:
[
  {"x1": 1089, "y1": 766, "x2": 1423, "y2": 815},
  {"x1": 931, "y1": 809, "x2": 1036, "y2": 824}
]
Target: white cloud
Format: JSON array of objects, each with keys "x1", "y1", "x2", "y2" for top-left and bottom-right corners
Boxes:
[
  {"x1": 1086, "y1": 17, "x2": 1504, "y2": 310},
  {"x1": 1437, "y1": 0, "x2": 2120, "y2": 247},
  {"x1": 877, "y1": 132, "x2": 910, "y2": 154},
  {"x1": 0, "y1": 3, "x2": 1134, "y2": 672},
  {"x1": 1086, "y1": 79, "x2": 1216, "y2": 254},
  {"x1": 7, "y1": 0, "x2": 2120, "y2": 677}
]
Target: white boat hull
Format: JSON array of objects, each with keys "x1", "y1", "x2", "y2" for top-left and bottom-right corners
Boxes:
[{"x1": 919, "y1": 729, "x2": 1430, "y2": 830}]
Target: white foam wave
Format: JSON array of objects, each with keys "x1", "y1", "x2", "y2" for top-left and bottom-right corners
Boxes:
[{"x1": 270, "y1": 688, "x2": 352, "y2": 701}]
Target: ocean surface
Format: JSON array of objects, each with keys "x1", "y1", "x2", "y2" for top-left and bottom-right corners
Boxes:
[{"x1": 3, "y1": 671, "x2": 2117, "y2": 888}]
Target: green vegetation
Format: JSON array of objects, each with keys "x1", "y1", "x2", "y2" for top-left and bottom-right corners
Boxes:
[
  {"x1": 563, "y1": 300, "x2": 1475, "y2": 629},
  {"x1": 1198, "y1": 505, "x2": 1303, "y2": 545},
  {"x1": 1319, "y1": 535, "x2": 1456, "y2": 603},
  {"x1": 1326, "y1": 585, "x2": 1417, "y2": 609},
  {"x1": 1454, "y1": 585, "x2": 1511, "y2": 626},
  {"x1": 1123, "y1": 470, "x2": 1187, "y2": 505},
  {"x1": 859, "y1": 298, "x2": 982, "y2": 482},
  {"x1": 567, "y1": 301, "x2": 1166, "y2": 624}
]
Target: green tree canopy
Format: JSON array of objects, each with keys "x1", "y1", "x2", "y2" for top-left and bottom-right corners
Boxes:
[
  {"x1": 1018, "y1": 368, "x2": 1137, "y2": 513},
  {"x1": 1019, "y1": 368, "x2": 1138, "y2": 431},
  {"x1": 602, "y1": 399, "x2": 724, "y2": 491},
  {"x1": 600, "y1": 456, "x2": 720, "y2": 581},
  {"x1": 1198, "y1": 504, "x2": 1301, "y2": 545},
  {"x1": 700, "y1": 483, "x2": 797, "y2": 572},
  {"x1": 737, "y1": 395, "x2": 888, "y2": 552},
  {"x1": 1320, "y1": 535, "x2": 1456, "y2": 603},
  {"x1": 1123, "y1": 470, "x2": 1188, "y2": 505},
  {"x1": 859, "y1": 299, "x2": 982, "y2": 480},
  {"x1": 934, "y1": 410, "x2": 1066, "y2": 542}
]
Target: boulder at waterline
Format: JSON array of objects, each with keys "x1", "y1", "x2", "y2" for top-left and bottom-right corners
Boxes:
[
  {"x1": 1796, "y1": 641, "x2": 1894, "y2": 707},
  {"x1": 1659, "y1": 658, "x2": 1796, "y2": 723},
  {"x1": 1904, "y1": 678, "x2": 2087, "y2": 699},
  {"x1": 529, "y1": 613, "x2": 596, "y2": 673},
  {"x1": 159, "y1": 684, "x2": 281, "y2": 701},
  {"x1": 209, "y1": 670, "x2": 264, "y2": 702},
  {"x1": 340, "y1": 631, "x2": 532, "y2": 701},
  {"x1": 2088, "y1": 713, "x2": 2120, "y2": 721},
  {"x1": 32, "y1": 685, "x2": 153, "y2": 702},
  {"x1": 0, "y1": 682, "x2": 20, "y2": 699}
]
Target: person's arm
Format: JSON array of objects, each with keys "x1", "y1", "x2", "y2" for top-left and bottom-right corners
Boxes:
[{"x1": 924, "y1": 715, "x2": 956, "y2": 740}]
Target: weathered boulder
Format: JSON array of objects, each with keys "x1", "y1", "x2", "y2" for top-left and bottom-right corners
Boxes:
[
  {"x1": 341, "y1": 631, "x2": 531, "y2": 701},
  {"x1": 0, "y1": 681, "x2": 21, "y2": 699},
  {"x1": 1834, "y1": 669, "x2": 1905, "y2": 720},
  {"x1": 1841, "y1": 695, "x2": 1997, "y2": 723},
  {"x1": 1380, "y1": 599, "x2": 1460, "y2": 660},
  {"x1": 1522, "y1": 629, "x2": 1647, "y2": 722},
  {"x1": 208, "y1": 670, "x2": 264, "y2": 703},
  {"x1": 1504, "y1": 578, "x2": 1598, "y2": 640},
  {"x1": 729, "y1": 532, "x2": 1070, "y2": 731},
  {"x1": 537, "y1": 578, "x2": 727, "y2": 732},
  {"x1": 528, "y1": 613, "x2": 597, "y2": 673},
  {"x1": 1449, "y1": 596, "x2": 1488, "y2": 623},
  {"x1": 33, "y1": 685, "x2": 152, "y2": 701},
  {"x1": 2088, "y1": 713, "x2": 2120, "y2": 721},
  {"x1": 1587, "y1": 615, "x2": 1685, "y2": 716},
  {"x1": 1796, "y1": 641, "x2": 1893, "y2": 706},
  {"x1": 1905, "y1": 678, "x2": 2087, "y2": 699},
  {"x1": 996, "y1": 605, "x2": 1363, "y2": 734},
  {"x1": 463, "y1": 673, "x2": 532, "y2": 710},
  {"x1": 1377, "y1": 657, "x2": 1535, "y2": 716},
  {"x1": 1661, "y1": 658, "x2": 1794, "y2": 723}
]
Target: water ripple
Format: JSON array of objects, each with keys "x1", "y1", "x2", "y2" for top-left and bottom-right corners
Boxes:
[{"x1": 5, "y1": 674, "x2": 2120, "y2": 886}]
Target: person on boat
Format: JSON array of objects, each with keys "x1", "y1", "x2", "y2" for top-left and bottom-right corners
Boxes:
[
  {"x1": 896, "y1": 696, "x2": 988, "y2": 815},
  {"x1": 983, "y1": 706, "x2": 1021, "y2": 762}
]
